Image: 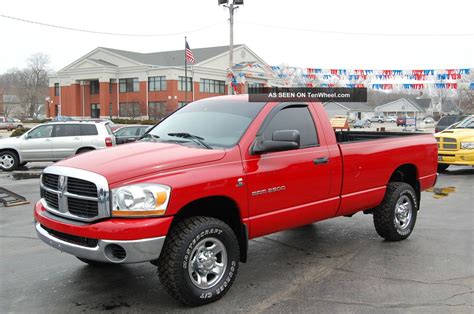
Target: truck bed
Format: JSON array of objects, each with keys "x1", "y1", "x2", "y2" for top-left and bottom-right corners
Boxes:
[{"x1": 335, "y1": 130, "x2": 426, "y2": 143}]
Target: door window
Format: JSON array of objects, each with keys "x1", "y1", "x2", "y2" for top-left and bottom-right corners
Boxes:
[
  {"x1": 28, "y1": 125, "x2": 54, "y2": 139},
  {"x1": 91, "y1": 104, "x2": 100, "y2": 118},
  {"x1": 53, "y1": 124, "x2": 82, "y2": 137},
  {"x1": 263, "y1": 106, "x2": 318, "y2": 148},
  {"x1": 81, "y1": 124, "x2": 98, "y2": 136}
]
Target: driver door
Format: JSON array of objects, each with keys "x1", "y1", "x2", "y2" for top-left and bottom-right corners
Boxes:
[
  {"x1": 21, "y1": 125, "x2": 54, "y2": 160},
  {"x1": 244, "y1": 104, "x2": 333, "y2": 238}
]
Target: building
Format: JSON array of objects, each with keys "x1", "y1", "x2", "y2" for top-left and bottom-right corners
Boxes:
[
  {"x1": 323, "y1": 102, "x2": 374, "y2": 120},
  {"x1": 48, "y1": 45, "x2": 278, "y2": 120},
  {"x1": 374, "y1": 98, "x2": 429, "y2": 119}
]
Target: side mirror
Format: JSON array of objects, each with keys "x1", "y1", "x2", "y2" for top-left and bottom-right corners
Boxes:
[{"x1": 252, "y1": 130, "x2": 300, "y2": 154}]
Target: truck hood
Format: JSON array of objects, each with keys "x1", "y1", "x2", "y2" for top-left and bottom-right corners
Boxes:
[
  {"x1": 55, "y1": 142, "x2": 226, "y2": 184},
  {"x1": 436, "y1": 128, "x2": 474, "y2": 140}
]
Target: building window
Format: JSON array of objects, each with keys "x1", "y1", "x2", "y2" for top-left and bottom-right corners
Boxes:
[
  {"x1": 148, "y1": 76, "x2": 166, "y2": 91},
  {"x1": 178, "y1": 102, "x2": 187, "y2": 108},
  {"x1": 109, "y1": 103, "x2": 113, "y2": 118},
  {"x1": 109, "y1": 79, "x2": 115, "y2": 94},
  {"x1": 200, "y1": 79, "x2": 225, "y2": 94},
  {"x1": 90, "y1": 80, "x2": 99, "y2": 95},
  {"x1": 178, "y1": 76, "x2": 192, "y2": 91},
  {"x1": 148, "y1": 102, "x2": 166, "y2": 121},
  {"x1": 119, "y1": 78, "x2": 139, "y2": 93},
  {"x1": 54, "y1": 83, "x2": 59, "y2": 96},
  {"x1": 91, "y1": 104, "x2": 100, "y2": 118},
  {"x1": 119, "y1": 102, "x2": 141, "y2": 118}
]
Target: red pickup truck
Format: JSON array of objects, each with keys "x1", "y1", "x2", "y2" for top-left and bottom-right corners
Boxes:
[{"x1": 35, "y1": 95, "x2": 437, "y2": 305}]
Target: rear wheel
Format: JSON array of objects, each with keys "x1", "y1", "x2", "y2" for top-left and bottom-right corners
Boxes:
[
  {"x1": 157, "y1": 216, "x2": 240, "y2": 306},
  {"x1": 0, "y1": 151, "x2": 19, "y2": 171},
  {"x1": 373, "y1": 182, "x2": 418, "y2": 241},
  {"x1": 437, "y1": 164, "x2": 449, "y2": 172}
]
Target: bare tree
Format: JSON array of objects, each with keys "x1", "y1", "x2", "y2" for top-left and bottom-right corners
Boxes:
[{"x1": 14, "y1": 53, "x2": 50, "y2": 117}]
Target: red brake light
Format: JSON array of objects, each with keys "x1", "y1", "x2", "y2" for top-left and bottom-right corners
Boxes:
[{"x1": 105, "y1": 137, "x2": 113, "y2": 147}]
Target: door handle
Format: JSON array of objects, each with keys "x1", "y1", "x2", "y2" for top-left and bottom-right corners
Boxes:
[
  {"x1": 74, "y1": 137, "x2": 80, "y2": 140},
  {"x1": 313, "y1": 157, "x2": 329, "y2": 164},
  {"x1": 45, "y1": 139, "x2": 52, "y2": 142}
]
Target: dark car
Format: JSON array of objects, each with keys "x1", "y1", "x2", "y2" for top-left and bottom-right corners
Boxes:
[
  {"x1": 435, "y1": 115, "x2": 467, "y2": 133},
  {"x1": 113, "y1": 125, "x2": 150, "y2": 144},
  {"x1": 396, "y1": 116, "x2": 406, "y2": 126}
]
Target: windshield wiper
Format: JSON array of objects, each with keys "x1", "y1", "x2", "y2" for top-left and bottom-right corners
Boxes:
[
  {"x1": 141, "y1": 133, "x2": 160, "y2": 141},
  {"x1": 167, "y1": 132, "x2": 212, "y2": 149}
]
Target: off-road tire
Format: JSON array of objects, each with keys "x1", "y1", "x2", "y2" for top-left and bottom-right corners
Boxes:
[
  {"x1": 437, "y1": 164, "x2": 449, "y2": 172},
  {"x1": 157, "y1": 216, "x2": 240, "y2": 306},
  {"x1": 373, "y1": 182, "x2": 418, "y2": 241},
  {"x1": 0, "y1": 150, "x2": 19, "y2": 171}
]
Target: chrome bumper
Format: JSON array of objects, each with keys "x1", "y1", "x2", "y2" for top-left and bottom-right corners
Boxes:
[{"x1": 36, "y1": 223, "x2": 165, "y2": 264}]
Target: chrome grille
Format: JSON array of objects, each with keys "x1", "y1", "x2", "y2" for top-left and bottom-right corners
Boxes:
[
  {"x1": 43, "y1": 190, "x2": 59, "y2": 210},
  {"x1": 40, "y1": 166, "x2": 110, "y2": 222},
  {"x1": 68, "y1": 198, "x2": 98, "y2": 218},
  {"x1": 67, "y1": 177, "x2": 98, "y2": 197},
  {"x1": 42, "y1": 174, "x2": 59, "y2": 190}
]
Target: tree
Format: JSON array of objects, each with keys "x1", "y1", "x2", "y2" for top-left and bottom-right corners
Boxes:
[
  {"x1": 0, "y1": 53, "x2": 50, "y2": 118},
  {"x1": 17, "y1": 53, "x2": 50, "y2": 117}
]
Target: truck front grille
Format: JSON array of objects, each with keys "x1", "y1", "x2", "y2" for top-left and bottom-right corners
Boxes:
[
  {"x1": 43, "y1": 190, "x2": 59, "y2": 210},
  {"x1": 437, "y1": 137, "x2": 459, "y2": 150},
  {"x1": 67, "y1": 177, "x2": 98, "y2": 198},
  {"x1": 40, "y1": 168, "x2": 109, "y2": 222},
  {"x1": 68, "y1": 197, "x2": 99, "y2": 218}
]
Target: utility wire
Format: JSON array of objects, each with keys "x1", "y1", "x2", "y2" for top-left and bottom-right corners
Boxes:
[
  {"x1": 2, "y1": 13, "x2": 473, "y2": 37},
  {"x1": 0, "y1": 14, "x2": 223, "y2": 37},
  {"x1": 239, "y1": 21, "x2": 474, "y2": 37}
]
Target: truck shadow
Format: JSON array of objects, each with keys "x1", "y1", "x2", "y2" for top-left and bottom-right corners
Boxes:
[{"x1": 442, "y1": 168, "x2": 474, "y2": 176}]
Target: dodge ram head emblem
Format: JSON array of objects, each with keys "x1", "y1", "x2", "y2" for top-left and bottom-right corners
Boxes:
[{"x1": 58, "y1": 176, "x2": 66, "y2": 197}]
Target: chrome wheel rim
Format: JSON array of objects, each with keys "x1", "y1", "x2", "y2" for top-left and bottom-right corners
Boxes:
[
  {"x1": 394, "y1": 195, "x2": 413, "y2": 230},
  {"x1": 0, "y1": 154, "x2": 14, "y2": 169},
  {"x1": 188, "y1": 237, "x2": 227, "y2": 289}
]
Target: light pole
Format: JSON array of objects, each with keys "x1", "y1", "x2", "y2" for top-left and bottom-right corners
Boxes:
[{"x1": 219, "y1": 0, "x2": 243, "y2": 95}]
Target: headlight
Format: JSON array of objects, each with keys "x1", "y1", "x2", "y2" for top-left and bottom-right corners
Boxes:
[
  {"x1": 461, "y1": 142, "x2": 474, "y2": 149},
  {"x1": 112, "y1": 184, "x2": 171, "y2": 217}
]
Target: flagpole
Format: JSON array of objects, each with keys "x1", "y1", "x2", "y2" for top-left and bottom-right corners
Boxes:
[{"x1": 184, "y1": 36, "x2": 188, "y2": 105}]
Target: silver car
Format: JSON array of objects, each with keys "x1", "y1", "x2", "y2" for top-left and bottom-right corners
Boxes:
[{"x1": 0, "y1": 121, "x2": 115, "y2": 171}]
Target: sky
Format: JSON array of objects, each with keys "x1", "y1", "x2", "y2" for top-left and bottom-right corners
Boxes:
[{"x1": 1, "y1": 0, "x2": 473, "y2": 73}]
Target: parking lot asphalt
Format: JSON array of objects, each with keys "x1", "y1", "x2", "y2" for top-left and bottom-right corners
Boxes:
[{"x1": 0, "y1": 165, "x2": 472, "y2": 313}]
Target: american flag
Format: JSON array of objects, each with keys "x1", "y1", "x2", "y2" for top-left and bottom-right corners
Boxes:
[{"x1": 185, "y1": 40, "x2": 195, "y2": 64}]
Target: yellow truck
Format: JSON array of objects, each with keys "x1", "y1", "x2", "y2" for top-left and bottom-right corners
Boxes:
[{"x1": 435, "y1": 115, "x2": 474, "y2": 172}]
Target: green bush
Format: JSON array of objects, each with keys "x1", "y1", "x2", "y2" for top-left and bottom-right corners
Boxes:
[
  {"x1": 23, "y1": 119, "x2": 51, "y2": 123},
  {"x1": 10, "y1": 127, "x2": 30, "y2": 137}
]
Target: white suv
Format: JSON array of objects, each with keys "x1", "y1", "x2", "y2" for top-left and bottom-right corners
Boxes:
[{"x1": 0, "y1": 121, "x2": 116, "y2": 171}]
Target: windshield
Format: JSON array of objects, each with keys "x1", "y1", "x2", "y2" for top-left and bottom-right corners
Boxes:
[
  {"x1": 145, "y1": 99, "x2": 266, "y2": 149},
  {"x1": 455, "y1": 116, "x2": 474, "y2": 129}
]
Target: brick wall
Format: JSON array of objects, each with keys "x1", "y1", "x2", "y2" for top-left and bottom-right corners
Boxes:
[{"x1": 48, "y1": 79, "x2": 242, "y2": 119}]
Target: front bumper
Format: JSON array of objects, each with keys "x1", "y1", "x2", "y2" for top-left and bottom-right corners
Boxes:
[
  {"x1": 438, "y1": 149, "x2": 474, "y2": 166},
  {"x1": 34, "y1": 201, "x2": 173, "y2": 264},
  {"x1": 36, "y1": 223, "x2": 165, "y2": 263}
]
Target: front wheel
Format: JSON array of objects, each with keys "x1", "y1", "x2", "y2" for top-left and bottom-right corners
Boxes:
[
  {"x1": 157, "y1": 216, "x2": 240, "y2": 306},
  {"x1": 0, "y1": 151, "x2": 19, "y2": 171},
  {"x1": 373, "y1": 182, "x2": 418, "y2": 241}
]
